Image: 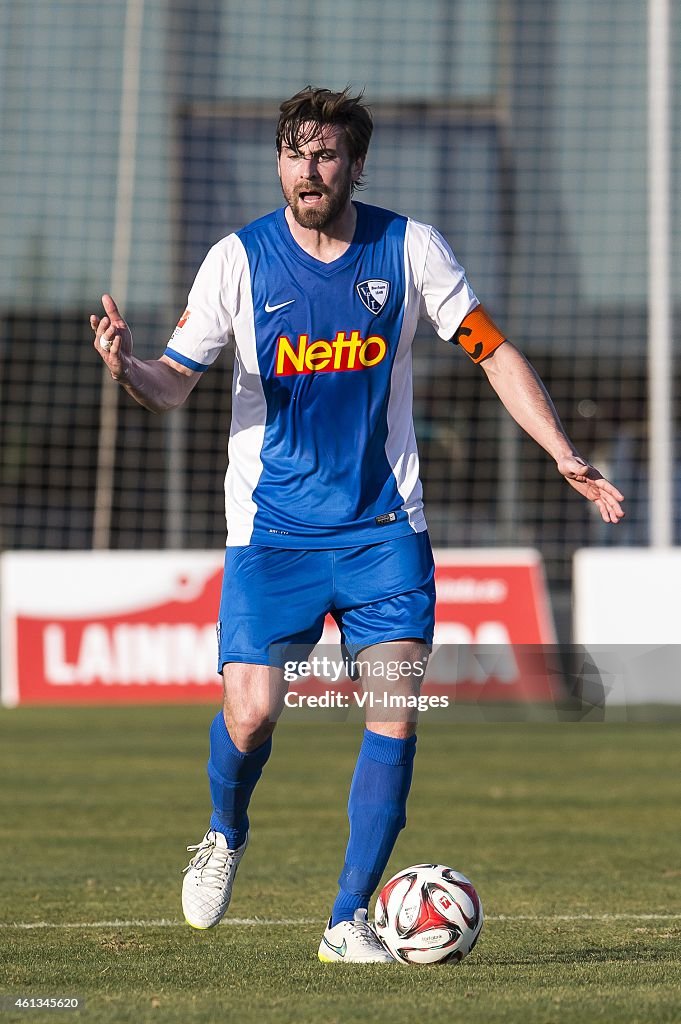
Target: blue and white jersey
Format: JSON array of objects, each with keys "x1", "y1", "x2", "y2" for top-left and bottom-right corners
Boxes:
[{"x1": 164, "y1": 202, "x2": 478, "y2": 548}]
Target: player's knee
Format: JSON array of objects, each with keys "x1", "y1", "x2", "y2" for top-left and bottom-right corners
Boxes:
[
  {"x1": 222, "y1": 703, "x2": 276, "y2": 752},
  {"x1": 221, "y1": 663, "x2": 284, "y2": 750},
  {"x1": 224, "y1": 708, "x2": 274, "y2": 750}
]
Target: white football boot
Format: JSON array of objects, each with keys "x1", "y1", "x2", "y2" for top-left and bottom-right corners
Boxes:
[
  {"x1": 182, "y1": 829, "x2": 248, "y2": 929},
  {"x1": 318, "y1": 908, "x2": 394, "y2": 963}
]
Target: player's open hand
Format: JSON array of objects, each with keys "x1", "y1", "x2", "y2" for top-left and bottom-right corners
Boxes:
[
  {"x1": 556, "y1": 455, "x2": 624, "y2": 524},
  {"x1": 90, "y1": 294, "x2": 133, "y2": 381}
]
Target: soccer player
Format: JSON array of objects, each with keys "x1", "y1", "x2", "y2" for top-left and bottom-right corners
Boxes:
[{"x1": 90, "y1": 87, "x2": 624, "y2": 963}]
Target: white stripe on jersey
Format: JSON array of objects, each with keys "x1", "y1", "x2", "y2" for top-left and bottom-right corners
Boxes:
[
  {"x1": 383, "y1": 219, "x2": 428, "y2": 532},
  {"x1": 223, "y1": 236, "x2": 267, "y2": 545}
]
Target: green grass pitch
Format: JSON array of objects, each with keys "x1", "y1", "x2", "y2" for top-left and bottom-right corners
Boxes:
[{"x1": 0, "y1": 707, "x2": 680, "y2": 1023}]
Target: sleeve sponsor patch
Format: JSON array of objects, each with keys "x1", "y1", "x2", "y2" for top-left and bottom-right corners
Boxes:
[
  {"x1": 452, "y1": 305, "x2": 506, "y2": 363},
  {"x1": 169, "y1": 308, "x2": 191, "y2": 341}
]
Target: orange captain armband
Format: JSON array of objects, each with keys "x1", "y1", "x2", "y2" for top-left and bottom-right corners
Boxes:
[{"x1": 452, "y1": 305, "x2": 507, "y2": 364}]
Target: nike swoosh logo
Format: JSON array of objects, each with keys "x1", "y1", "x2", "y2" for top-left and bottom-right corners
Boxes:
[
  {"x1": 265, "y1": 299, "x2": 295, "y2": 313},
  {"x1": 322, "y1": 936, "x2": 347, "y2": 957}
]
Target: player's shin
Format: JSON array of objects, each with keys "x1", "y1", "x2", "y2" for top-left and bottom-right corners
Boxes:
[
  {"x1": 330, "y1": 728, "x2": 416, "y2": 926},
  {"x1": 207, "y1": 711, "x2": 272, "y2": 848}
]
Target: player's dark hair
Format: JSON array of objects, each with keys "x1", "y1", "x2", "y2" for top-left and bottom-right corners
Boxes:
[{"x1": 276, "y1": 86, "x2": 373, "y2": 191}]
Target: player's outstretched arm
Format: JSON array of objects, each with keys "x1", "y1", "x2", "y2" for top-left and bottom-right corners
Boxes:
[
  {"x1": 480, "y1": 338, "x2": 624, "y2": 524},
  {"x1": 90, "y1": 293, "x2": 200, "y2": 413}
]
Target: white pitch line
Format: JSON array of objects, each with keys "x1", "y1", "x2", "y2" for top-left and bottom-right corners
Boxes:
[
  {"x1": 492, "y1": 914, "x2": 681, "y2": 922},
  {"x1": 0, "y1": 918, "x2": 320, "y2": 930},
  {"x1": 1, "y1": 914, "x2": 680, "y2": 930}
]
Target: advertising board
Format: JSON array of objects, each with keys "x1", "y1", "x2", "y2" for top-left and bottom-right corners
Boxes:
[{"x1": 1, "y1": 549, "x2": 556, "y2": 706}]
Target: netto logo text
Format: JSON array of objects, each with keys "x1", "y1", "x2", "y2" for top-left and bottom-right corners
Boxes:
[{"x1": 275, "y1": 331, "x2": 387, "y2": 376}]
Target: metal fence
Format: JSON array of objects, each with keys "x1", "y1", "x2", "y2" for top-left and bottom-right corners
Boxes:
[{"x1": 0, "y1": 0, "x2": 678, "y2": 633}]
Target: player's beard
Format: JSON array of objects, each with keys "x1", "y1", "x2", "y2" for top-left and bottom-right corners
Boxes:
[{"x1": 283, "y1": 170, "x2": 354, "y2": 230}]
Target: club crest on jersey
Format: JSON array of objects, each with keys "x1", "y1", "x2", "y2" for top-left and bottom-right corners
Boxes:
[{"x1": 357, "y1": 279, "x2": 390, "y2": 315}]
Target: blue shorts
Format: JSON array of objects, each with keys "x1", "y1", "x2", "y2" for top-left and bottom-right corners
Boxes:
[{"x1": 217, "y1": 531, "x2": 435, "y2": 670}]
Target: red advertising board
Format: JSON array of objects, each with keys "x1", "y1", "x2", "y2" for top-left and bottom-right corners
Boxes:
[
  {"x1": 0, "y1": 549, "x2": 556, "y2": 706},
  {"x1": 428, "y1": 550, "x2": 557, "y2": 701}
]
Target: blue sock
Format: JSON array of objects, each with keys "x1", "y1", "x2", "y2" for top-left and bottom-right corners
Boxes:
[
  {"x1": 330, "y1": 729, "x2": 416, "y2": 926},
  {"x1": 207, "y1": 712, "x2": 272, "y2": 849}
]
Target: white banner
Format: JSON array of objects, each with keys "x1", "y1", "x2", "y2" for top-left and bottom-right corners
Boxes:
[{"x1": 573, "y1": 548, "x2": 681, "y2": 704}]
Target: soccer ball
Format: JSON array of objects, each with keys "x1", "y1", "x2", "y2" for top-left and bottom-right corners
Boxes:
[{"x1": 374, "y1": 864, "x2": 483, "y2": 965}]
